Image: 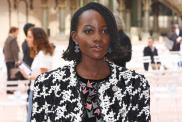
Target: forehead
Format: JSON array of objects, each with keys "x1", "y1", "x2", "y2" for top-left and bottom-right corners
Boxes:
[
  {"x1": 78, "y1": 9, "x2": 106, "y2": 26},
  {"x1": 148, "y1": 38, "x2": 153, "y2": 42}
]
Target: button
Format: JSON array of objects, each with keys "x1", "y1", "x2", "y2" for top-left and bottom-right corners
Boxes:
[
  {"x1": 112, "y1": 86, "x2": 118, "y2": 92},
  {"x1": 121, "y1": 109, "x2": 126, "y2": 116}
]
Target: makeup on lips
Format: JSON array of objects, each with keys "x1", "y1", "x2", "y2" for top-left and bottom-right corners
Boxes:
[{"x1": 91, "y1": 44, "x2": 103, "y2": 51}]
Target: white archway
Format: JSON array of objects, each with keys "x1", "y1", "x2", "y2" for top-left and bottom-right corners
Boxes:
[{"x1": 0, "y1": 0, "x2": 10, "y2": 44}]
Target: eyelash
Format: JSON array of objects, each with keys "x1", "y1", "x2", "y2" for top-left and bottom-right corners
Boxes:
[
  {"x1": 84, "y1": 29, "x2": 93, "y2": 34},
  {"x1": 84, "y1": 29, "x2": 109, "y2": 34}
]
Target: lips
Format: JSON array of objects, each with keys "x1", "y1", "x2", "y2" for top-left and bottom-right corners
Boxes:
[{"x1": 91, "y1": 44, "x2": 103, "y2": 51}]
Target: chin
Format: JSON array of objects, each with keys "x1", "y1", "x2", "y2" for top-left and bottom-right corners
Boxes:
[{"x1": 90, "y1": 55, "x2": 105, "y2": 60}]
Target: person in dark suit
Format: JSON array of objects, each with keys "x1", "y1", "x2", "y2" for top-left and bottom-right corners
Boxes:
[
  {"x1": 143, "y1": 37, "x2": 159, "y2": 71},
  {"x1": 111, "y1": 14, "x2": 132, "y2": 68},
  {"x1": 22, "y1": 23, "x2": 35, "y2": 67},
  {"x1": 174, "y1": 22, "x2": 182, "y2": 51},
  {"x1": 15, "y1": 23, "x2": 35, "y2": 80},
  {"x1": 167, "y1": 25, "x2": 178, "y2": 51}
]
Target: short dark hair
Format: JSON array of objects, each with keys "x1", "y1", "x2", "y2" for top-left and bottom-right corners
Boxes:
[
  {"x1": 62, "y1": 2, "x2": 128, "y2": 63},
  {"x1": 148, "y1": 37, "x2": 154, "y2": 41},
  {"x1": 9, "y1": 27, "x2": 18, "y2": 34}
]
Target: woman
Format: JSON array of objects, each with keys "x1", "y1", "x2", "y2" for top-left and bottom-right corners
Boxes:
[
  {"x1": 19, "y1": 27, "x2": 54, "y2": 122},
  {"x1": 31, "y1": 2, "x2": 150, "y2": 122},
  {"x1": 3, "y1": 27, "x2": 19, "y2": 81},
  {"x1": 167, "y1": 25, "x2": 178, "y2": 51},
  {"x1": 112, "y1": 14, "x2": 132, "y2": 68}
]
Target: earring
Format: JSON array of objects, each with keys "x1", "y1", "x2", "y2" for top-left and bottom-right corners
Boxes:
[
  {"x1": 75, "y1": 42, "x2": 80, "y2": 53},
  {"x1": 108, "y1": 47, "x2": 112, "y2": 53}
]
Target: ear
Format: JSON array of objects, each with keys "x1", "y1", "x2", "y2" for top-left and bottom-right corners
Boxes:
[{"x1": 71, "y1": 31, "x2": 77, "y2": 42}]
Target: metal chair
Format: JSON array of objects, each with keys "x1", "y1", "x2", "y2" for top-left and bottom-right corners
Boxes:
[{"x1": 0, "y1": 80, "x2": 30, "y2": 122}]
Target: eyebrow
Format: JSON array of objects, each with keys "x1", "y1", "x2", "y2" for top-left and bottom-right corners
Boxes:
[
  {"x1": 83, "y1": 25, "x2": 94, "y2": 28},
  {"x1": 83, "y1": 25, "x2": 108, "y2": 28}
]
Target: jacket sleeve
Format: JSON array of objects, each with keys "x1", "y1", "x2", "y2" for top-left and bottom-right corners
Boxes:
[
  {"x1": 134, "y1": 75, "x2": 151, "y2": 122},
  {"x1": 31, "y1": 74, "x2": 46, "y2": 122},
  {"x1": 167, "y1": 32, "x2": 176, "y2": 42},
  {"x1": 11, "y1": 39, "x2": 19, "y2": 61},
  {"x1": 143, "y1": 47, "x2": 148, "y2": 56}
]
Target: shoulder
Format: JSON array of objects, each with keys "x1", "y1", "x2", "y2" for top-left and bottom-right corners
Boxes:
[
  {"x1": 6, "y1": 36, "x2": 15, "y2": 43},
  {"x1": 144, "y1": 46, "x2": 149, "y2": 51},
  {"x1": 34, "y1": 64, "x2": 72, "y2": 86},
  {"x1": 154, "y1": 47, "x2": 158, "y2": 51},
  {"x1": 111, "y1": 63, "x2": 149, "y2": 89},
  {"x1": 37, "y1": 51, "x2": 51, "y2": 57}
]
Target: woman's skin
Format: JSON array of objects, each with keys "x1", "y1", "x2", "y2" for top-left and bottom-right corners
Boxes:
[
  {"x1": 19, "y1": 30, "x2": 48, "y2": 80},
  {"x1": 72, "y1": 10, "x2": 110, "y2": 80}
]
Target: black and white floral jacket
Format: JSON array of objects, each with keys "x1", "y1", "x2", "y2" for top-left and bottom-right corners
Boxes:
[{"x1": 31, "y1": 62, "x2": 151, "y2": 122}]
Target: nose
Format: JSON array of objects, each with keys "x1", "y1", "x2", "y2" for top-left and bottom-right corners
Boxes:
[{"x1": 93, "y1": 32, "x2": 103, "y2": 43}]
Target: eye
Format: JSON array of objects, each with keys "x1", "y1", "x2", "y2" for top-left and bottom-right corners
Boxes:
[
  {"x1": 102, "y1": 29, "x2": 109, "y2": 34},
  {"x1": 84, "y1": 29, "x2": 93, "y2": 34}
]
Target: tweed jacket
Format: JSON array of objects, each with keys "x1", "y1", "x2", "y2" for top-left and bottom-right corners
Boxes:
[{"x1": 31, "y1": 62, "x2": 151, "y2": 122}]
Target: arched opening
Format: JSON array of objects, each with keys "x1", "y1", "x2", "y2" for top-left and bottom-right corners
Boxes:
[{"x1": 0, "y1": 0, "x2": 10, "y2": 43}]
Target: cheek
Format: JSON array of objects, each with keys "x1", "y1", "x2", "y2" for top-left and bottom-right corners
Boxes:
[
  {"x1": 29, "y1": 39, "x2": 34, "y2": 47},
  {"x1": 103, "y1": 35, "x2": 110, "y2": 48}
]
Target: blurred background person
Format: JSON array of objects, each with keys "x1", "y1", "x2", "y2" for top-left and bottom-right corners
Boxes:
[
  {"x1": 3, "y1": 27, "x2": 19, "y2": 81},
  {"x1": 143, "y1": 37, "x2": 160, "y2": 70},
  {"x1": 22, "y1": 23, "x2": 35, "y2": 67},
  {"x1": 111, "y1": 14, "x2": 132, "y2": 68},
  {"x1": 167, "y1": 25, "x2": 178, "y2": 51},
  {"x1": 47, "y1": 28, "x2": 56, "y2": 49},
  {"x1": 174, "y1": 22, "x2": 182, "y2": 51},
  {"x1": 15, "y1": 23, "x2": 35, "y2": 80},
  {"x1": 19, "y1": 27, "x2": 54, "y2": 122}
]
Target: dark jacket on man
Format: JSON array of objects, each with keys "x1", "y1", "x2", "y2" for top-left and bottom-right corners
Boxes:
[
  {"x1": 176, "y1": 29, "x2": 182, "y2": 51},
  {"x1": 143, "y1": 46, "x2": 158, "y2": 70},
  {"x1": 167, "y1": 31, "x2": 178, "y2": 51},
  {"x1": 3, "y1": 34, "x2": 19, "y2": 62},
  {"x1": 112, "y1": 30, "x2": 132, "y2": 68},
  {"x1": 15, "y1": 23, "x2": 34, "y2": 80},
  {"x1": 22, "y1": 23, "x2": 34, "y2": 67}
]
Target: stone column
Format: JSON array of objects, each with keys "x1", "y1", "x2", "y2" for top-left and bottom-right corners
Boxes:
[
  {"x1": 125, "y1": 0, "x2": 132, "y2": 36},
  {"x1": 125, "y1": 9, "x2": 131, "y2": 36},
  {"x1": 152, "y1": 2, "x2": 160, "y2": 40},
  {"x1": 70, "y1": 0, "x2": 78, "y2": 17},
  {"x1": 57, "y1": 0, "x2": 66, "y2": 39},
  {"x1": 58, "y1": 0, "x2": 65, "y2": 33},
  {"x1": 117, "y1": 0, "x2": 126, "y2": 25},
  {"x1": 41, "y1": 0, "x2": 48, "y2": 31},
  {"x1": 142, "y1": 0, "x2": 152, "y2": 41},
  {"x1": 10, "y1": 0, "x2": 18, "y2": 27},
  {"x1": 137, "y1": 0, "x2": 142, "y2": 40}
]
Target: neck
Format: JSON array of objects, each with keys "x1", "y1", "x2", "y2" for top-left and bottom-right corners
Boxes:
[
  {"x1": 76, "y1": 54, "x2": 110, "y2": 79},
  {"x1": 149, "y1": 46, "x2": 153, "y2": 49}
]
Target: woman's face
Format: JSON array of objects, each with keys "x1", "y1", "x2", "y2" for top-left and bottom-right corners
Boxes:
[
  {"x1": 26, "y1": 30, "x2": 35, "y2": 48},
  {"x1": 13, "y1": 29, "x2": 19, "y2": 36},
  {"x1": 72, "y1": 10, "x2": 110, "y2": 60}
]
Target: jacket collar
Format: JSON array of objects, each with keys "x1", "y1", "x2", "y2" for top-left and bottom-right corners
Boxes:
[
  {"x1": 9, "y1": 33, "x2": 17, "y2": 39},
  {"x1": 69, "y1": 61, "x2": 116, "y2": 83}
]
